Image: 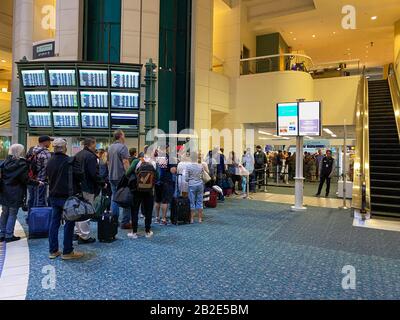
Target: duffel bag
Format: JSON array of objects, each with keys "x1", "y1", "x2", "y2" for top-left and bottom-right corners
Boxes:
[{"x1": 63, "y1": 196, "x2": 95, "y2": 222}]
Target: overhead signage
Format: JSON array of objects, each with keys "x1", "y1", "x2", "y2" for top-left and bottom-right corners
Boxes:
[
  {"x1": 277, "y1": 103, "x2": 299, "y2": 136},
  {"x1": 33, "y1": 41, "x2": 55, "y2": 60}
]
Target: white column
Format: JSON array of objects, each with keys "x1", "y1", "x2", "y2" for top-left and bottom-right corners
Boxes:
[
  {"x1": 11, "y1": 0, "x2": 34, "y2": 143},
  {"x1": 291, "y1": 136, "x2": 307, "y2": 211}
]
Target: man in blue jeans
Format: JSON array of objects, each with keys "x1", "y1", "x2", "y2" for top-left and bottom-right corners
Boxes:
[
  {"x1": 107, "y1": 130, "x2": 131, "y2": 229},
  {"x1": 46, "y1": 139, "x2": 84, "y2": 260}
]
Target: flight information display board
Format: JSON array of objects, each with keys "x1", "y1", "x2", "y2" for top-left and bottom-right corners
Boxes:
[
  {"x1": 51, "y1": 91, "x2": 78, "y2": 108},
  {"x1": 18, "y1": 61, "x2": 142, "y2": 137},
  {"x1": 277, "y1": 103, "x2": 299, "y2": 136},
  {"x1": 111, "y1": 92, "x2": 139, "y2": 109},
  {"x1": 111, "y1": 71, "x2": 140, "y2": 89},
  {"x1": 53, "y1": 112, "x2": 79, "y2": 128},
  {"x1": 81, "y1": 113, "x2": 109, "y2": 129},
  {"x1": 22, "y1": 70, "x2": 47, "y2": 87},
  {"x1": 298, "y1": 101, "x2": 321, "y2": 136},
  {"x1": 111, "y1": 113, "x2": 139, "y2": 129},
  {"x1": 28, "y1": 112, "x2": 52, "y2": 128},
  {"x1": 81, "y1": 92, "x2": 108, "y2": 109},
  {"x1": 79, "y1": 70, "x2": 108, "y2": 87},
  {"x1": 49, "y1": 70, "x2": 76, "y2": 86},
  {"x1": 25, "y1": 91, "x2": 50, "y2": 108}
]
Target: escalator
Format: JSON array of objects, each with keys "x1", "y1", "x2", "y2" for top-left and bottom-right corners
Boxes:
[{"x1": 368, "y1": 79, "x2": 400, "y2": 217}]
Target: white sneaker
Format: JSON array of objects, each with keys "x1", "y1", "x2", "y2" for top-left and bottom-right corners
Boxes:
[
  {"x1": 145, "y1": 231, "x2": 154, "y2": 238},
  {"x1": 127, "y1": 233, "x2": 138, "y2": 239}
]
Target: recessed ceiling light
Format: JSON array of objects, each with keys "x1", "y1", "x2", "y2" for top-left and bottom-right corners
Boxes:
[
  {"x1": 1, "y1": 88, "x2": 7, "y2": 93},
  {"x1": 371, "y1": 16, "x2": 377, "y2": 20},
  {"x1": 290, "y1": 32, "x2": 293, "y2": 34},
  {"x1": 333, "y1": 31, "x2": 336, "y2": 35},
  {"x1": 347, "y1": 48, "x2": 351, "y2": 51},
  {"x1": 293, "y1": 38, "x2": 297, "y2": 41},
  {"x1": 0, "y1": 60, "x2": 6, "y2": 63},
  {"x1": 312, "y1": 35, "x2": 316, "y2": 38}
]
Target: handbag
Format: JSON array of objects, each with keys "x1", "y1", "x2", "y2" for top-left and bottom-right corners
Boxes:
[
  {"x1": 113, "y1": 175, "x2": 133, "y2": 208},
  {"x1": 202, "y1": 170, "x2": 211, "y2": 184},
  {"x1": 63, "y1": 160, "x2": 95, "y2": 222}
]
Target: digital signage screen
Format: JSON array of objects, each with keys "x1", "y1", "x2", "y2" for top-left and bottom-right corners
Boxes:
[
  {"x1": 25, "y1": 91, "x2": 49, "y2": 108},
  {"x1": 51, "y1": 91, "x2": 78, "y2": 108},
  {"x1": 28, "y1": 112, "x2": 51, "y2": 128},
  {"x1": 111, "y1": 71, "x2": 140, "y2": 89},
  {"x1": 53, "y1": 112, "x2": 79, "y2": 128},
  {"x1": 21, "y1": 70, "x2": 46, "y2": 87},
  {"x1": 277, "y1": 103, "x2": 299, "y2": 136},
  {"x1": 49, "y1": 69, "x2": 76, "y2": 86},
  {"x1": 298, "y1": 101, "x2": 321, "y2": 137},
  {"x1": 79, "y1": 70, "x2": 108, "y2": 87},
  {"x1": 81, "y1": 113, "x2": 109, "y2": 129},
  {"x1": 111, "y1": 92, "x2": 139, "y2": 109},
  {"x1": 111, "y1": 113, "x2": 139, "y2": 129},
  {"x1": 80, "y1": 91, "x2": 108, "y2": 109}
]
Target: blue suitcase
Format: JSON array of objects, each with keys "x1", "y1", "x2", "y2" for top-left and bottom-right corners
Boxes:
[{"x1": 28, "y1": 207, "x2": 52, "y2": 239}]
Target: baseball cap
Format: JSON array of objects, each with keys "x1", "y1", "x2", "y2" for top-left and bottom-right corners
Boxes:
[
  {"x1": 52, "y1": 138, "x2": 67, "y2": 148},
  {"x1": 39, "y1": 135, "x2": 54, "y2": 143}
]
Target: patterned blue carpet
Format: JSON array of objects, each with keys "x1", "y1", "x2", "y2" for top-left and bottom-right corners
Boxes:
[{"x1": 22, "y1": 199, "x2": 400, "y2": 300}]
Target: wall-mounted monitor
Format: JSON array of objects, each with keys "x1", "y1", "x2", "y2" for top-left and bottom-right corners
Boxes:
[
  {"x1": 277, "y1": 103, "x2": 299, "y2": 136},
  {"x1": 111, "y1": 92, "x2": 139, "y2": 109},
  {"x1": 21, "y1": 70, "x2": 46, "y2": 87},
  {"x1": 81, "y1": 113, "x2": 109, "y2": 129},
  {"x1": 28, "y1": 112, "x2": 52, "y2": 128},
  {"x1": 111, "y1": 113, "x2": 139, "y2": 129},
  {"x1": 51, "y1": 91, "x2": 78, "y2": 108},
  {"x1": 53, "y1": 112, "x2": 79, "y2": 128},
  {"x1": 79, "y1": 70, "x2": 108, "y2": 87},
  {"x1": 80, "y1": 91, "x2": 109, "y2": 109},
  {"x1": 49, "y1": 69, "x2": 76, "y2": 86},
  {"x1": 25, "y1": 91, "x2": 49, "y2": 108},
  {"x1": 298, "y1": 101, "x2": 321, "y2": 137},
  {"x1": 111, "y1": 70, "x2": 140, "y2": 89}
]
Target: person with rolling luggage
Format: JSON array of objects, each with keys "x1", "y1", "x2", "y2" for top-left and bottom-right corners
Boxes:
[
  {"x1": 126, "y1": 152, "x2": 157, "y2": 239},
  {"x1": 185, "y1": 152, "x2": 208, "y2": 224},
  {"x1": 0, "y1": 144, "x2": 43, "y2": 243}
]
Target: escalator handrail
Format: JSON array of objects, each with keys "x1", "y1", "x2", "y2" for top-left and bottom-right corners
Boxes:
[
  {"x1": 352, "y1": 67, "x2": 370, "y2": 214},
  {"x1": 388, "y1": 63, "x2": 400, "y2": 142}
]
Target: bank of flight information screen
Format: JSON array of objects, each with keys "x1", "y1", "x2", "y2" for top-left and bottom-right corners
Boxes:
[{"x1": 19, "y1": 62, "x2": 142, "y2": 135}]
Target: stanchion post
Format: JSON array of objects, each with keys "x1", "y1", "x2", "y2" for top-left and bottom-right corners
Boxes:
[
  {"x1": 340, "y1": 119, "x2": 349, "y2": 210},
  {"x1": 291, "y1": 136, "x2": 307, "y2": 211}
]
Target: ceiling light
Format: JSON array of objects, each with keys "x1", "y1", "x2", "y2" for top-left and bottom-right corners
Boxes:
[
  {"x1": 1, "y1": 88, "x2": 7, "y2": 93},
  {"x1": 323, "y1": 128, "x2": 334, "y2": 135},
  {"x1": 258, "y1": 130, "x2": 272, "y2": 136},
  {"x1": 0, "y1": 60, "x2": 6, "y2": 63},
  {"x1": 331, "y1": 134, "x2": 337, "y2": 138},
  {"x1": 290, "y1": 32, "x2": 293, "y2": 34},
  {"x1": 333, "y1": 31, "x2": 336, "y2": 35},
  {"x1": 312, "y1": 35, "x2": 316, "y2": 38},
  {"x1": 371, "y1": 16, "x2": 377, "y2": 20},
  {"x1": 293, "y1": 38, "x2": 297, "y2": 41}
]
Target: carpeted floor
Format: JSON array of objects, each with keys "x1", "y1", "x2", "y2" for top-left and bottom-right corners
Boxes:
[{"x1": 22, "y1": 199, "x2": 400, "y2": 300}]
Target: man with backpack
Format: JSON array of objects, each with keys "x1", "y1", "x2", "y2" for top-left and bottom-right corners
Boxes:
[
  {"x1": 126, "y1": 152, "x2": 157, "y2": 239},
  {"x1": 254, "y1": 145, "x2": 267, "y2": 190},
  {"x1": 27, "y1": 136, "x2": 53, "y2": 209}
]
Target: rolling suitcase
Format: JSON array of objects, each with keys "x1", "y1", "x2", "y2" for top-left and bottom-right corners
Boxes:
[
  {"x1": 170, "y1": 174, "x2": 191, "y2": 225},
  {"x1": 98, "y1": 211, "x2": 118, "y2": 243},
  {"x1": 28, "y1": 189, "x2": 51, "y2": 239}
]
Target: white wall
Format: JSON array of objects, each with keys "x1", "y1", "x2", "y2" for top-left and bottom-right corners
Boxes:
[
  {"x1": 240, "y1": 3, "x2": 256, "y2": 59},
  {"x1": 314, "y1": 76, "x2": 359, "y2": 126}
]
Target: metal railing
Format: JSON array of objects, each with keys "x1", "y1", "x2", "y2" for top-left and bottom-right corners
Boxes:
[
  {"x1": 240, "y1": 53, "x2": 313, "y2": 76},
  {"x1": 388, "y1": 63, "x2": 400, "y2": 141},
  {"x1": 352, "y1": 67, "x2": 370, "y2": 215}
]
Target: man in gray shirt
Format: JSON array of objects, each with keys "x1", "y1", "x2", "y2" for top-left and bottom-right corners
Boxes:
[{"x1": 108, "y1": 130, "x2": 131, "y2": 229}]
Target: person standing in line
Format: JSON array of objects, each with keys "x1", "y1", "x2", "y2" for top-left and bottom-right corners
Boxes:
[
  {"x1": 74, "y1": 137, "x2": 104, "y2": 244},
  {"x1": 46, "y1": 139, "x2": 84, "y2": 260},
  {"x1": 186, "y1": 152, "x2": 208, "y2": 224},
  {"x1": 0, "y1": 144, "x2": 43, "y2": 243},
  {"x1": 315, "y1": 150, "x2": 336, "y2": 198},
  {"x1": 126, "y1": 152, "x2": 157, "y2": 239},
  {"x1": 107, "y1": 130, "x2": 131, "y2": 229},
  {"x1": 27, "y1": 135, "x2": 53, "y2": 209},
  {"x1": 241, "y1": 149, "x2": 255, "y2": 197},
  {"x1": 227, "y1": 151, "x2": 240, "y2": 195},
  {"x1": 254, "y1": 145, "x2": 267, "y2": 190},
  {"x1": 315, "y1": 149, "x2": 324, "y2": 180},
  {"x1": 129, "y1": 148, "x2": 137, "y2": 164}
]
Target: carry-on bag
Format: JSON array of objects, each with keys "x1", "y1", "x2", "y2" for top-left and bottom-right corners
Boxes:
[
  {"x1": 28, "y1": 186, "x2": 51, "y2": 239},
  {"x1": 170, "y1": 174, "x2": 191, "y2": 225},
  {"x1": 98, "y1": 211, "x2": 118, "y2": 243}
]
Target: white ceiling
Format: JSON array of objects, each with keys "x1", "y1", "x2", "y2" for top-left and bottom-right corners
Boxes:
[{"x1": 243, "y1": 0, "x2": 400, "y2": 67}]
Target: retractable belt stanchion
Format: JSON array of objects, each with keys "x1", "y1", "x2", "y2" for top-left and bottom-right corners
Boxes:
[
  {"x1": 291, "y1": 136, "x2": 307, "y2": 211},
  {"x1": 340, "y1": 119, "x2": 350, "y2": 210}
]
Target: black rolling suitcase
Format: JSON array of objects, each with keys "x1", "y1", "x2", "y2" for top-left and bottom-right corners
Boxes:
[
  {"x1": 170, "y1": 174, "x2": 191, "y2": 225},
  {"x1": 98, "y1": 211, "x2": 118, "y2": 243}
]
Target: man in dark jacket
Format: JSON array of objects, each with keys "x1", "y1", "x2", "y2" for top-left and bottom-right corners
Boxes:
[
  {"x1": 47, "y1": 139, "x2": 84, "y2": 260},
  {"x1": 74, "y1": 137, "x2": 103, "y2": 244},
  {"x1": 315, "y1": 150, "x2": 336, "y2": 198},
  {"x1": 254, "y1": 145, "x2": 267, "y2": 190}
]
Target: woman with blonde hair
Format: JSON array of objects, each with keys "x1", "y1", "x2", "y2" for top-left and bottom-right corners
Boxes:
[{"x1": 0, "y1": 144, "x2": 43, "y2": 243}]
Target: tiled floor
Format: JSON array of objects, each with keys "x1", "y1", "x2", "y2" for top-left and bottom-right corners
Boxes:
[{"x1": 0, "y1": 219, "x2": 30, "y2": 300}]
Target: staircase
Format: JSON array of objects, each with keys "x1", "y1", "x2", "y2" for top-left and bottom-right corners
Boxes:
[{"x1": 368, "y1": 79, "x2": 400, "y2": 218}]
